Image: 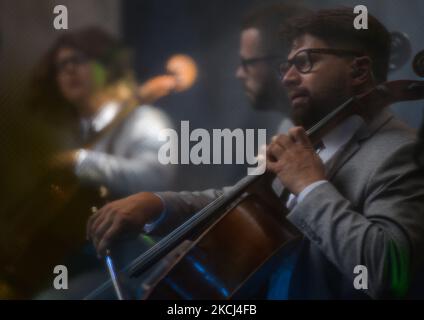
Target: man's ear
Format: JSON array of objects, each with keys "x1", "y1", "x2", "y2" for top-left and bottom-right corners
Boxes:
[{"x1": 350, "y1": 56, "x2": 373, "y2": 86}]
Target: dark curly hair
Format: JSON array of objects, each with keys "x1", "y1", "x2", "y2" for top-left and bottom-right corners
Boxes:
[
  {"x1": 280, "y1": 7, "x2": 391, "y2": 84},
  {"x1": 29, "y1": 26, "x2": 131, "y2": 126}
]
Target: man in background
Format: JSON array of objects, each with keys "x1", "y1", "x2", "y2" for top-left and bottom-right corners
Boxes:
[{"x1": 236, "y1": 3, "x2": 308, "y2": 133}]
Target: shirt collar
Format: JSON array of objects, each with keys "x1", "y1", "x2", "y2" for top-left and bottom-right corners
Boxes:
[
  {"x1": 277, "y1": 118, "x2": 294, "y2": 134},
  {"x1": 80, "y1": 101, "x2": 121, "y2": 135},
  {"x1": 318, "y1": 115, "x2": 364, "y2": 163}
]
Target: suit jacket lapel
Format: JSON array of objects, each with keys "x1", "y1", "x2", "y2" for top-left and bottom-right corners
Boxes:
[
  {"x1": 326, "y1": 111, "x2": 394, "y2": 180},
  {"x1": 326, "y1": 139, "x2": 360, "y2": 180}
]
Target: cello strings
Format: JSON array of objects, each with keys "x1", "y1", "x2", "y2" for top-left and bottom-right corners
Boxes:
[
  {"x1": 126, "y1": 177, "x2": 256, "y2": 276},
  {"x1": 126, "y1": 97, "x2": 358, "y2": 276}
]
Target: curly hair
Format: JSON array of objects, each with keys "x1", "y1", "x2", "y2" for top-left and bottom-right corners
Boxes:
[
  {"x1": 280, "y1": 7, "x2": 391, "y2": 84},
  {"x1": 29, "y1": 26, "x2": 132, "y2": 126}
]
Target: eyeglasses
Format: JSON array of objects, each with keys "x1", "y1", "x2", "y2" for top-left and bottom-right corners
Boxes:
[
  {"x1": 55, "y1": 52, "x2": 89, "y2": 73},
  {"x1": 240, "y1": 55, "x2": 282, "y2": 71},
  {"x1": 279, "y1": 48, "x2": 363, "y2": 78}
]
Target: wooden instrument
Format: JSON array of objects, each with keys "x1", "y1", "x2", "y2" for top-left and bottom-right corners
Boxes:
[
  {"x1": 86, "y1": 80, "x2": 424, "y2": 300},
  {"x1": 0, "y1": 55, "x2": 198, "y2": 299}
]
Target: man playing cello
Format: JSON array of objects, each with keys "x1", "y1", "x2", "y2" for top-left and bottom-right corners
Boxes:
[{"x1": 87, "y1": 8, "x2": 424, "y2": 299}]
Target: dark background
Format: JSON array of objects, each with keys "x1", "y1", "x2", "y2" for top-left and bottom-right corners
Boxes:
[
  {"x1": 1, "y1": 0, "x2": 424, "y2": 299},
  {"x1": 1, "y1": 0, "x2": 424, "y2": 191},
  {"x1": 122, "y1": 0, "x2": 424, "y2": 189},
  {"x1": 116, "y1": 0, "x2": 424, "y2": 189}
]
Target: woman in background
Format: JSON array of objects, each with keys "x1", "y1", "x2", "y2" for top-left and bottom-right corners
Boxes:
[
  {"x1": 30, "y1": 26, "x2": 175, "y2": 197},
  {"x1": 18, "y1": 27, "x2": 176, "y2": 299}
]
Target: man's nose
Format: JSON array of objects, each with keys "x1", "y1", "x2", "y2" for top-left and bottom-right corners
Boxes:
[
  {"x1": 281, "y1": 65, "x2": 301, "y2": 88},
  {"x1": 235, "y1": 65, "x2": 245, "y2": 79}
]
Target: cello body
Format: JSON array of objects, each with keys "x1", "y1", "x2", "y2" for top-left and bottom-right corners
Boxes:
[{"x1": 141, "y1": 178, "x2": 300, "y2": 299}]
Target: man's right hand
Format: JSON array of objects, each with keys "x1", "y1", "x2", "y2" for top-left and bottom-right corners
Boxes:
[{"x1": 86, "y1": 192, "x2": 164, "y2": 257}]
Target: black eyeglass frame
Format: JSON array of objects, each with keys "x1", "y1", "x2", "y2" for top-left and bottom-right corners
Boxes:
[
  {"x1": 279, "y1": 48, "x2": 364, "y2": 77},
  {"x1": 240, "y1": 55, "x2": 282, "y2": 71},
  {"x1": 55, "y1": 52, "x2": 90, "y2": 73}
]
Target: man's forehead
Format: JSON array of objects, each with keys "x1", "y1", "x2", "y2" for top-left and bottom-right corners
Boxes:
[
  {"x1": 240, "y1": 28, "x2": 265, "y2": 55},
  {"x1": 288, "y1": 34, "x2": 328, "y2": 57}
]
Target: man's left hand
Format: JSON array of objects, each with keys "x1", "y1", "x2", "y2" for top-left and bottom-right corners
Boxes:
[{"x1": 266, "y1": 127, "x2": 326, "y2": 195}]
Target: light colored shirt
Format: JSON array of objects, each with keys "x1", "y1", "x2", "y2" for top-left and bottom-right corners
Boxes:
[
  {"x1": 276, "y1": 118, "x2": 293, "y2": 134},
  {"x1": 74, "y1": 101, "x2": 176, "y2": 197},
  {"x1": 78, "y1": 101, "x2": 121, "y2": 143}
]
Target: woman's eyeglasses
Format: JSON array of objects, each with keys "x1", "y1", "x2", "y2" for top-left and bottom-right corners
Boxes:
[{"x1": 55, "y1": 53, "x2": 89, "y2": 73}]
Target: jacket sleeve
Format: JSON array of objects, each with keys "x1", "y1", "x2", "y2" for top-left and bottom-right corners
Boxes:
[
  {"x1": 287, "y1": 142, "x2": 424, "y2": 298},
  {"x1": 75, "y1": 107, "x2": 175, "y2": 197},
  {"x1": 149, "y1": 187, "x2": 236, "y2": 236}
]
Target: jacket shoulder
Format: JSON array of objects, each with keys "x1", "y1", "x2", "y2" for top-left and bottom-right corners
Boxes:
[{"x1": 358, "y1": 116, "x2": 417, "y2": 161}]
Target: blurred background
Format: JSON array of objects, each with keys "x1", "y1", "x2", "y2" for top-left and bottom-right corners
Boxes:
[
  {"x1": 0, "y1": 0, "x2": 423, "y2": 298},
  {"x1": 1, "y1": 0, "x2": 424, "y2": 189}
]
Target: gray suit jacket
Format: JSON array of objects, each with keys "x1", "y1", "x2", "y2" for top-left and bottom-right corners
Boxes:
[
  {"x1": 76, "y1": 105, "x2": 176, "y2": 197},
  {"x1": 155, "y1": 111, "x2": 424, "y2": 299}
]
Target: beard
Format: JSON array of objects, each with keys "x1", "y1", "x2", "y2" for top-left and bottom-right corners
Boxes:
[
  {"x1": 251, "y1": 89, "x2": 276, "y2": 111},
  {"x1": 289, "y1": 81, "x2": 351, "y2": 129},
  {"x1": 289, "y1": 94, "x2": 338, "y2": 128},
  {"x1": 249, "y1": 77, "x2": 289, "y2": 112}
]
